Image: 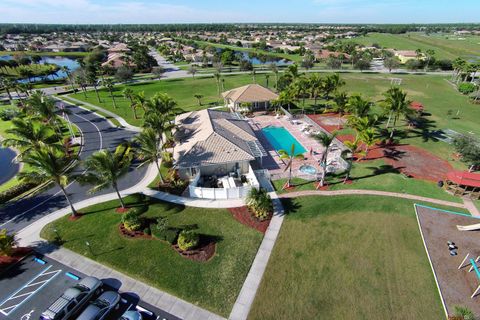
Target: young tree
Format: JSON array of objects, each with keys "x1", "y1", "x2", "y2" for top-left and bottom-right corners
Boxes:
[
  {"x1": 152, "y1": 66, "x2": 165, "y2": 79},
  {"x1": 103, "y1": 78, "x2": 117, "y2": 109},
  {"x1": 313, "y1": 131, "x2": 338, "y2": 186},
  {"x1": 79, "y1": 145, "x2": 133, "y2": 209},
  {"x1": 278, "y1": 144, "x2": 305, "y2": 188},
  {"x1": 384, "y1": 57, "x2": 400, "y2": 73},
  {"x1": 188, "y1": 65, "x2": 198, "y2": 79},
  {"x1": 194, "y1": 94, "x2": 203, "y2": 106}
]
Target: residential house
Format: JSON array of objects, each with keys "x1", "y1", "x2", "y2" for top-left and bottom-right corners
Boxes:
[{"x1": 222, "y1": 84, "x2": 279, "y2": 112}]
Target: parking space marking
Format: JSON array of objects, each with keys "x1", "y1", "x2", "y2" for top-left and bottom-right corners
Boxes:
[{"x1": 0, "y1": 265, "x2": 62, "y2": 316}]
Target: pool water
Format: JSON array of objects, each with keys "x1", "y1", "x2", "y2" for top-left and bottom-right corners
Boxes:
[{"x1": 262, "y1": 126, "x2": 306, "y2": 155}]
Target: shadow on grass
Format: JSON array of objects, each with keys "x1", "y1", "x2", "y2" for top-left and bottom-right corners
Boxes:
[{"x1": 281, "y1": 198, "x2": 302, "y2": 216}]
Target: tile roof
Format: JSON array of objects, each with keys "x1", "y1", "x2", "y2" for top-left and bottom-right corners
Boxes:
[
  {"x1": 222, "y1": 84, "x2": 278, "y2": 104},
  {"x1": 174, "y1": 109, "x2": 266, "y2": 168}
]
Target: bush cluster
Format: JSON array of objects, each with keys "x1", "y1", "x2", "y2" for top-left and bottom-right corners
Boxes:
[
  {"x1": 246, "y1": 188, "x2": 273, "y2": 221},
  {"x1": 0, "y1": 108, "x2": 19, "y2": 121},
  {"x1": 0, "y1": 182, "x2": 39, "y2": 204},
  {"x1": 150, "y1": 217, "x2": 179, "y2": 244},
  {"x1": 121, "y1": 210, "x2": 142, "y2": 232},
  {"x1": 458, "y1": 82, "x2": 477, "y2": 95},
  {"x1": 177, "y1": 230, "x2": 200, "y2": 251}
]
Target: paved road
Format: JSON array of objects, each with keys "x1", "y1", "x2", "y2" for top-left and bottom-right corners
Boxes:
[
  {"x1": 149, "y1": 49, "x2": 189, "y2": 79},
  {"x1": 0, "y1": 101, "x2": 147, "y2": 233}
]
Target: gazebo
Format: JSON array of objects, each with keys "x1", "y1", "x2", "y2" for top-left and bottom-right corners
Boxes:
[
  {"x1": 445, "y1": 170, "x2": 480, "y2": 200},
  {"x1": 222, "y1": 84, "x2": 279, "y2": 112}
]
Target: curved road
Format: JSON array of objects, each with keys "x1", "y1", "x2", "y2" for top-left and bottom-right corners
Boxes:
[{"x1": 0, "y1": 101, "x2": 147, "y2": 232}]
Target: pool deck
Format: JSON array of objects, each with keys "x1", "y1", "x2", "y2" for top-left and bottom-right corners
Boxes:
[{"x1": 249, "y1": 115, "x2": 330, "y2": 179}]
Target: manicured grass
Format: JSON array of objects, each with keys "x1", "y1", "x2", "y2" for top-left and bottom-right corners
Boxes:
[
  {"x1": 0, "y1": 51, "x2": 89, "y2": 57},
  {"x1": 272, "y1": 159, "x2": 462, "y2": 202},
  {"x1": 70, "y1": 74, "x2": 262, "y2": 126},
  {"x1": 40, "y1": 195, "x2": 263, "y2": 316},
  {"x1": 70, "y1": 72, "x2": 479, "y2": 166},
  {"x1": 344, "y1": 32, "x2": 480, "y2": 60},
  {"x1": 249, "y1": 195, "x2": 456, "y2": 320},
  {"x1": 0, "y1": 64, "x2": 59, "y2": 78}
]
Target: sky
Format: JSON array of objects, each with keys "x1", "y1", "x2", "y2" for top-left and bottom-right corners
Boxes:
[{"x1": 0, "y1": 0, "x2": 478, "y2": 24}]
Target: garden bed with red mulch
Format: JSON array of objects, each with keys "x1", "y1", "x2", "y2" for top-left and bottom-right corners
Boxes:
[
  {"x1": 228, "y1": 206, "x2": 272, "y2": 234},
  {"x1": 0, "y1": 247, "x2": 33, "y2": 274},
  {"x1": 118, "y1": 223, "x2": 152, "y2": 239},
  {"x1": 172, "y1": 241, "x2": 216, "y2": 262}
]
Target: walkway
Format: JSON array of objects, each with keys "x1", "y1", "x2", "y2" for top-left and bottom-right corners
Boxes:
[
  {"x1": 463, "y1": 198, "x2": 480, "y2": 217},
  {"x1": 278, "y1": 189, "x2": 468, "y2": 209},
  {"x1": 230, "y1": 177, "x2": 284, "y2": 320}
]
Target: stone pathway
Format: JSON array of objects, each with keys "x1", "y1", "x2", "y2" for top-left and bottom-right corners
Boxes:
[{"x1": 463, "y1": 198, "x2": 480, "y2": 217}]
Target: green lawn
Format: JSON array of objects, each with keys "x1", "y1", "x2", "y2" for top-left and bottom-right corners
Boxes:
[
  {"x1": 70, "y1": 72, "x2": 479, "y2": 166},
  {"x1": 0, "y1": 64, "x2": 59, "y2": 78},
  {"x1": 70, "y1": 74, "x2": 261, "y2": 126},
  {"x1": 40, "y1": 195, "x2": 263, "y2": 316},
  {"x1": 248, "y1": 195, "x2": 461, "y2": 320},
  {"x1": 343, "y1": 32, "x2": 480, "y2": 60},
  {"x1": 272, "y1": 159, "x2": 462, "y2": 202}
]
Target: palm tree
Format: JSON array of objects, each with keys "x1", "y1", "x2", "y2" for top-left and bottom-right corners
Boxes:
[
  {"x1": 19, "y1": 147, "x2": 78, "y2": 217},
  {"x1": 358, "y1": 127, "x2": 378, "y2": 159},
  {"x1": 214, "y1": 72, "x2": 221, "y2": 96},
  {"x1": 269, "y1": 63, "x2": 279, "y2": 88},
  {"x1": 187, "y1": 65, "x2": 197, "y2": 79},
  {"x1": 2, "y1": 118, "x2": 61, "y2": 159},
  {"x1": 194, "y1": 94, "x2": 203, "y2": 106},
  {"x1": 251, "y1": 69, "x2": 257, "y2": 83},
  {"x1": 308, "y1": 73, "x2": 324, "y2": 113},
  {"x1": 341, "y1": 149, "x2": 354, "y2": 183},
  {"x1": 79, "y1": 145, "x2": 133, "y2": 209},
  {"x1": 382, "y1": 87, "x2": 412, "y2": 139},
  {"x1": 0, "y1": 77, "x2": 14, "y2": 101},
  {"x1": 134, "y1": 128, "x2": 166, "y2": 184},
  {"x1": 329, "y1": 91, "x2": 349, "y2": 128},
  {"x1": 323, "y1": 73, "x2": 345, "y2": 99},
  {"x1": 344, "y1": 138, "x2": 366, "y2": 161},
  {"x1": 131, "y1": 91, "x2": 146, "y2": 120},
  {"x1": 346, "y1": 94, "x2": 371, "y2": 118},
  {"x1": 103, "y1": 78, "x2": 117, "y2": 109},
  {"x1": 273, "y1": 90, "x2": 295, "y2": 113},
  {"x1": 26, "y1": 92, "x2": 63, "y2": 133},
  {"x1": 278, "y1": 144, "x2": 305, "y2": 188},
  {"x1": 122, "y1": 88, "x2": 134, "y2": 104},
  {"x1": 313, "y1": 131, "x2": 337, "y2": 186},
  {"x1": 265, "y1": 74, "x2": 270, "y2": 88}
]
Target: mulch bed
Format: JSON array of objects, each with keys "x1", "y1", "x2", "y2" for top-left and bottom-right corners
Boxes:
[
  {"x1": 172, "y1": 242, "x2": 216, "y2": 262},
  {"x1": 118, "y1": 223, "x2": 152, "y2": 239},
  {"x1": 228, "y1": 206, "x2": 272, "y2": 234},
  {"x1": 68, "y1": 213, "x2": 83, "y2": 221},
  {"x1": 0, "y1": 247, "x2": 33, "y2": 274},
  {"x1": 115, "y1": 207, "x2": 130, "y2": 213}
]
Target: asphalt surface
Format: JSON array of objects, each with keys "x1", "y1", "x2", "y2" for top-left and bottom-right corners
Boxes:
[
  {"x1": 0, "y1": 101, "x2": 147, "y2": 233},
  {"x1": 0, "y1": 254, "x2": 180, "y2": 320}
]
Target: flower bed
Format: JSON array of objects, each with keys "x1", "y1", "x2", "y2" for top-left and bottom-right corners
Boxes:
[{"x1": 229, "y1": 206, "x2": 272, "y2": 234}]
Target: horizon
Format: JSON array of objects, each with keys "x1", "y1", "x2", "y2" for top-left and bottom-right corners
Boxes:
[{"x1": 1, "y1": 0, "x2": 479, "y2": 25}]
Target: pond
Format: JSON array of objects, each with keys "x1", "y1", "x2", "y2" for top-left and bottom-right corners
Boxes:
[
  {"x1": 0, "y1": 55, "x2": 81, "y2": 82},
  {"x1": 236, "y1": 51, "x2": 292, "y2": 66},
  {"x1": 0, "y1": 147, "x2": 20, "y2": 185}
]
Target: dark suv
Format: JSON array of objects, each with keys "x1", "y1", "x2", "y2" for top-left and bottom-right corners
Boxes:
[{"x1": 40, "y1": 277, "x2": 102, "y2": 320}]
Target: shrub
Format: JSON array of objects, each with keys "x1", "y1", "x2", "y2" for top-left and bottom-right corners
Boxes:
[
  {"x1": 121, "y1": 211, "x2": 142, "y2": 232},
  {"x1": 454, "y1": 306, "x2": 475, "y2": 320},
  {"x1": 151, "y1": 226, "x2": 179, "y2": 244},
  {"x1": 0, "y1": 182, "x2": 39, "y2": 204},
  {"x1": 458, "y1": 82, "x2": 476, "y2": 95},
  {"x1": 0, "y1": 108, "x2": 19, "y2": 121},
  {"x1": 143, "y1": 227, "x2": 151, "y2": 235},
  {"x1": 246, "y1": 188, "x2": 273, "y2": 221},
  {"x1": 0, "y1": 229, "x2": 17, "y2": 256},
  {"x1": 177, "y1": 230, "x2": 199, "y2": 251}
]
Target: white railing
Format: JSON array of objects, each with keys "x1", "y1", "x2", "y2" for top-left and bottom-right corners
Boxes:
[{"x1": 188, "y1": 165, "x2": 260, "y2": 200}]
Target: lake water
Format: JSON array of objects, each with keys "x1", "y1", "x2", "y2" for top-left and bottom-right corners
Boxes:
[
  {"x1": 0, "y1": 147, "x2": 19, "y2": 185},
  {"x1": 0, "y1": 55, "x2": 81, "y2": 82}
]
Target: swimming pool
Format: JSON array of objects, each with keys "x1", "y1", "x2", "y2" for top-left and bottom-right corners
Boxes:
[{"x1": 262, "y1": 126, "x2": 306, "y2": 155}]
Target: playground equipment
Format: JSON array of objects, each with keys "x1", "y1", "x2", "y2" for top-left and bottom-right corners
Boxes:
[
  {"x1": 458, "y1": 253, "x2": 480, "y2": 298},
  {"x1": 457, "y1": 223, "x2": 480, "y2": 231},
  {"x1": 445, "y1": 170, "x2": 480, "y2": 200}
]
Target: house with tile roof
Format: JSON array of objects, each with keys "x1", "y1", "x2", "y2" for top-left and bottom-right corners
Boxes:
[
  {"x1": 222, "y1": 84, "x2": 279, "y2": 112},
  {"x1": 173, "y1": 109, "x2": 266, "y2": 199}
]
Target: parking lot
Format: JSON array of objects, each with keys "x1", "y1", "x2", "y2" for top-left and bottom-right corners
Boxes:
[{"x1": 0, "y1": 255, "x2": 181, "y2": 320}]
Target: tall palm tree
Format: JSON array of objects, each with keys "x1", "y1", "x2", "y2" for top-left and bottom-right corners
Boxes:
[
  {"x1": 323, "y1": 73, "x2": 345, "y2": 99},
  {"x1": 269, "y1": 63, "x2": 279, "y2": 88},
  {"x1": 19, "y1": 147, "x2": 78, "y2": 217},
  {"x1": 313, "y1": 131, "x2": 338, "y2": 186},
  {"x1": 103, "y1": 78, "x2": 117, "y2": 109},
  {"x1": 134, "y1": 128, "x2": 166, "y2": 184},
  {"x1": 122, "y1": 88, "x2": 134, "y2": 104},
  {"x1": 79, "y1": 145, "x2": 133, "y2": 209},
  {"x1": 131, "y1": 91, "x2": 146, "y2": 119},
  {"x1": 2, "y1": 118, "x2": 61, "y2": 159},
  {"x1": 278, "y1": 144, "x2": 304, "y2": 188},
  {"x1": 26, "y1": 92, "x2": 63, "y2": 133},
  {"x1": 265, "y1": 74, "x2": 270, "y2": 88},
  {"x1": 308, "y1": 73, "x2": 324, "y2": 112},
  {"x1": 329, "y1": 91, "x2": 349, "y2": 128},
  {"x1": 0, "y1": 77, "x2": 13, "y2": 101},
  {"x1": 214, "y1": 72, "x2": 221, "y2": 96},
  {"x1": 273, "y1": 90, "x2": 296, "y2": 113},
  {"x1": 382, "y1": 87, "x2": 412, "y2": 139}
]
